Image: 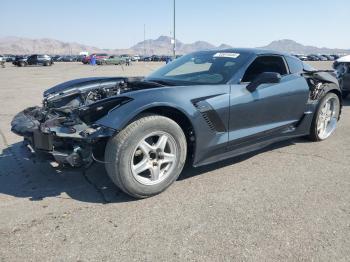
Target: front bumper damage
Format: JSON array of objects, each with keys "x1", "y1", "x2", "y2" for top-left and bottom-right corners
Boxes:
[{"x1": 11, "y1": 106, "x2": 115, "y2": 167}]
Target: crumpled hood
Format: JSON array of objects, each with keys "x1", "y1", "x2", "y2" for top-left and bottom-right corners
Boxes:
[{"x1": 43, "y1": 77, "x2": 128, "y2": 97}]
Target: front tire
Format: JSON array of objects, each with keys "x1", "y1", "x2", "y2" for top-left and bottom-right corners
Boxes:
[
  {"x1": 309, "y1": 92, "x2": 340, "y2": 141},
  {"x1": 105, "y1": 115, "x2": 187, "y2": 198}
]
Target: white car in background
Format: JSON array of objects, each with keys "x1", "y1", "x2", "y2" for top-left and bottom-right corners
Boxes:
[
  {"x1": 0, "y1": 55, "x2": 5, "y2": 68},
  {"x1": 132, "y1": 55, "x2": 141, "y2": 61}
]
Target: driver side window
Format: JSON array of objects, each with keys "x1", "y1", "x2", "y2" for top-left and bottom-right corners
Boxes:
[{"x1": 242, "y1": 56, "x2": 288, "y2": 82}]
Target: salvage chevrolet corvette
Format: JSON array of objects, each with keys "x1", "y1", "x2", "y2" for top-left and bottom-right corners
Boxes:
[{"x1": 11, "y1": 49, "x2": 342, "y2": 198}]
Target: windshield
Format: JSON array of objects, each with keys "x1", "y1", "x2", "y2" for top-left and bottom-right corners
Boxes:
[{"x1": 146, "y1": 51, "x2": 251, "y2": 85}]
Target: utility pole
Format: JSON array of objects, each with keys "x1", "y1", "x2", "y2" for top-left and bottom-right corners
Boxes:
[
  {"x1": 173, "y1": 0, "x2": 176, "y2": 59},
  {"x1": 143, "y1": 24, "x2": 146, "y2": 57}
]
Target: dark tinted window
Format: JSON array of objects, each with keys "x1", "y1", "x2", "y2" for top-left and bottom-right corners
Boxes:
[
  {"x1": 242, "y1": 56, "x2": 288, "y2": 82},
  {"x1": 286, "y1": 56, "x2": 304, "y2": 74}
]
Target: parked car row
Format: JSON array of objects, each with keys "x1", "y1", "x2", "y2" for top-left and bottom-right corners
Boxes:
[
  {"x1": 96, "y1": 55, "x2": 126, "y2": 65},
  {"x1": 2, "y1": 53, "x2": 183, "y2": 67},
  {"x1": 1, "y1": 55, "x2": 17, "y2": 62},
  {"x1": 293, "y1": 54, "x2": 341, "y2": 61},
  {"x1": 52, "y1": 55, "x2": 85, "y2": 62},
  {"x1": 12, "y1": 54, "x2": 53, "y2": 67},
  {"x1": 141, "y1": 55, "x2": 182, "y2": 62},
  {"x1": 81, "y1": 54, "x2": 182, "y2": 65},
  {"x1": 82, "y1": 53, "x2": 107, "y2": 64}
]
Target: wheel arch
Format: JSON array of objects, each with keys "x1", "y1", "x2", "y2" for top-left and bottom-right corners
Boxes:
[
  {"x1": 326, "y1": 88, "x2": 342, "y2": 103},
  {"x1": 128, "y1": 105, "x2": 196, "y2": 161}
]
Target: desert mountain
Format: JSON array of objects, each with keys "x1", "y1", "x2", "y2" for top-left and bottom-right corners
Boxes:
[
  {"x1": 0, "y1": 36, "x2": 105, "y2": 55},
  {"x1": 0, "y1": 36, "x2": 348, "y2": 55},
  {"x1": 260, "y1": 39, "x2": 349, "y2": 55},
  {"x1": 0, "y1": 36, "x2": 227, "y2": 55}
]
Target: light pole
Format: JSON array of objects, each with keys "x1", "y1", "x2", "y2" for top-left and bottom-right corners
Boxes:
[
  {"x1": 143, "y1": 24, "x2": 146, "y2": 57},
  {"x1": 173, "y1": 0, "x2": 176, "y2": 59}
]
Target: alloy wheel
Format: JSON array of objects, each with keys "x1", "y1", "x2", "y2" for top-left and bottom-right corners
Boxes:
[
  {"x1": 317, "y1": 96, "x2": 339, "y2": 139},
  {"x1": 130, "y1": 131, "x2": 178, "y2": 185}
]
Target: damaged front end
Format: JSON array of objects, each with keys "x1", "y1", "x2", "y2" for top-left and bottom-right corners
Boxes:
[{"x1": 11, "y1": 77, "x2": 143, "y2": 167}]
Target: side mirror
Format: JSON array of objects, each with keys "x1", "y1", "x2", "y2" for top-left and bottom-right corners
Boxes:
[{"x1": 246, "y1": 72, "x2": 281, "y2": 92}]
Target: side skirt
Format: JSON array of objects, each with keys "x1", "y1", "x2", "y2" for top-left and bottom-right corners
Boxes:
[{"x1": 193, "y1": 111, "x2": 314, "y2": 168}]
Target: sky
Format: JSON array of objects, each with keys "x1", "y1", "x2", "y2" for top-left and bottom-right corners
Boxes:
[{"x1": 1, "y1": 0, "x2": 349, "y2": 49}]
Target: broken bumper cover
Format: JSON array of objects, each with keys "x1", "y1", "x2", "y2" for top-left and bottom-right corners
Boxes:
[{"x1": 11, "y1": 107, "x2": 115, "y2": 167}]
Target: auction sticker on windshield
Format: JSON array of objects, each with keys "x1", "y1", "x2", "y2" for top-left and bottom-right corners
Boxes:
[{"x1": 213, "y1": 52, "x2": 240, "y2": 58}]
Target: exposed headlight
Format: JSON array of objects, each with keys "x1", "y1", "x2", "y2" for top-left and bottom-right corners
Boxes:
[{"x1": 78, "y1": 97, "x2": 132, "y2": 124}]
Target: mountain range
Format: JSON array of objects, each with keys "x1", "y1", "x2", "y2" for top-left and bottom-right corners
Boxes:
[
  {"x1": 260, "y1": 39, "x2": 349, "y2": 55},
  {"x1": 0, "y1": 36, "x2": 349, "y2": 55}
]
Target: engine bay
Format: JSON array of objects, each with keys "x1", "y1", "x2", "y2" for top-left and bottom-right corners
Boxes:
[{"x1": 43, "y1": 77, "x2": 165, "y2": 112}]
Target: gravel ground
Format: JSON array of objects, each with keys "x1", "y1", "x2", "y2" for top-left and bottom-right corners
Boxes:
[{"x1": 0, "y1": 61, "x2": 349, "y2": 261}]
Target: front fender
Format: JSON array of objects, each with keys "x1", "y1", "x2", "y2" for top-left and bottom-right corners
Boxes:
[{"x1": 95, "y1": 96, "x2": 196, "y2": 131}]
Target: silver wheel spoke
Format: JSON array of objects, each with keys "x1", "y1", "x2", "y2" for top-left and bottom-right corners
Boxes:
[
  {"x1": 162, "y1": 153, "x2": 176, "y2": 164},
  {"x1": 133, "y1": 158, "x2": 150, "y2": 174},
  {"x1": 317, "y1": 117, "x2": 324, "y2": 131},
  {"x1": 139, "y1": 140, "x2": 153, "y2": 155},
  {"x1": 318, "y1": 122, "x2": 324, "y2": 135},
  {"x1": 150, "y1": 165, "x2": 161, "y2": 181},
  {"x1": 156, "y1": 134, "x2": 168, "y2": 151},
  {"x1": 323, "y1": 119, "x2": 328, "y2": 133}
]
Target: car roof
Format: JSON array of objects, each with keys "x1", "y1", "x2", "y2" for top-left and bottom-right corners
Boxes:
[{"x1": 195, "y1": 48, "x2": 290, "y2": 57}]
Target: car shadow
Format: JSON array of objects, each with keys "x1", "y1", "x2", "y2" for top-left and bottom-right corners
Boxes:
[
  {"x1": 179, "y1": 138, "x2": 307, "y2": 180},
  {"x1": 0, "y1": 137, "x2": 308, "y2": 203},
  {"x1": 342, "y1": 97, "x2": 350, "y2": 106},
  {"x1": 0, "y1": 142, "x2": 135, "y2": 204}
]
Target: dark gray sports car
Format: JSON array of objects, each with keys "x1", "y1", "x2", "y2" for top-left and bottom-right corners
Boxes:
[{"x1": 11, "y1": 49, "x2": 342, "y2": 198}]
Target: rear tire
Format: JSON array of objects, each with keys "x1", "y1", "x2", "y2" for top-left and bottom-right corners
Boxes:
[
  {"x1": 308, "y1": 92, "x2": 340, "y2": 141},
  {"x1": 105, "y1": 115, "x2": 187, "y2": 198}
]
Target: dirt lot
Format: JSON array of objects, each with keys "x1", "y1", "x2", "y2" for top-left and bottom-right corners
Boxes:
[{"x1": 0, "y1": 61, "x2": 349, "y2": 261}]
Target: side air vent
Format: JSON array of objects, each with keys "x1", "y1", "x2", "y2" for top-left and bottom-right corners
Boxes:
[
  {"x1": 192, "y1": 100, "x2": 226, "y2": 132},
  {"x1": 192, "y1": 103, "x2": 216, "y2": 131}
]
